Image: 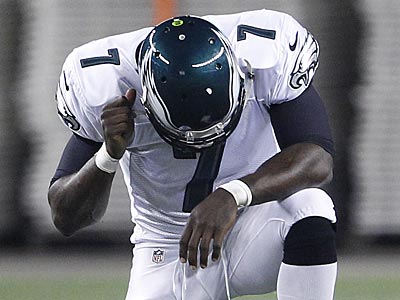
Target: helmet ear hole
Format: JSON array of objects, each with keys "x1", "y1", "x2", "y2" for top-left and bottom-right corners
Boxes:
[
  {"x1": 215, "y1": 63, "x2": 222, "y2": 70},
  {"x1": 161, "y1": 76, "x2": 167, "y2": 83}
]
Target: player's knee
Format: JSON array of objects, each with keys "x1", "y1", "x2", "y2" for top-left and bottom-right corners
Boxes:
[{"x1": 283, "y1": 216, "x2": 337, "y2": 266}]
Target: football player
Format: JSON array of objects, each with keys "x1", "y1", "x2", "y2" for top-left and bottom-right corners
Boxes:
[{"x1": 49, "y1": 9, "x2": 337, "y2": 300}]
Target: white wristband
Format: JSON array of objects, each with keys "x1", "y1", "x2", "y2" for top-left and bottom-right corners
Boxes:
[
  {"x1": 218, "y1": 180, "x2": 253, "y2": 207},
  {"x1": 95, "y1": 143, "x2": 119, "y2": 174}
]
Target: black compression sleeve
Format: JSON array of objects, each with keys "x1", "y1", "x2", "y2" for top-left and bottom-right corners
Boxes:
[
  {"x1": 268, "y1": 84, "x2": 335, "y2": 156},
  {"x1": 50, "y1": 134, "x2": 102, "y2": 186}
]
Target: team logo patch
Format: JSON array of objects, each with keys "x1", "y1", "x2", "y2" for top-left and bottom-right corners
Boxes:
[
  {"x1": 56, "y1": 85, "x2": 81, "y2": 131},
  {"x1": 151, "y1": 249, "x2": 165, "y2": 264},
  {"x1": 289, "y1": 31, "x2": 298, "y2": 51},
  {"x1": 289, "y1": 32, "x2": 319, "y2": 90}
]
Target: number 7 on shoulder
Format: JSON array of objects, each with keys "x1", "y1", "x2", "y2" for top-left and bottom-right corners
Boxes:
[{"x1": 80, "y1": 48, "x2": 120, "y2": 68}]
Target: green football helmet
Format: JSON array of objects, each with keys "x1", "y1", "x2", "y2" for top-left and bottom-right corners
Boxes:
[{"x1": 138, "y1": 15, "x2": 251, "y2": 150}]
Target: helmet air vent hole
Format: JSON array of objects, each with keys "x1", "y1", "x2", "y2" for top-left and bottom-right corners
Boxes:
[
  {"x1": 161, "y1": 76, "x2": 167, "y2": 83},
  {"x1": 215, "y1": 63, "x2": 222, "y2": 70},
  {"x1": 208, "y1": 38, "x2": 215, "y2": 45},
  {"x1": 206, "y1": 87, "x2": 213, "y2": 95},
  {"x1": 163, "y1": 27, "x2": 171, "y2": 33}
]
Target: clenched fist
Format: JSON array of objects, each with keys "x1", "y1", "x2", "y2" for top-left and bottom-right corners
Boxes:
[{"x1": 101, "y1": 89, "x2": 136, "y2": 159}]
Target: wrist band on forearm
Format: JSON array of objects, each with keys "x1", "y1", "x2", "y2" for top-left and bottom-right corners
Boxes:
[
  {"x1": 95, "y1": 143, "x2": 119, "y2": 174},
  {"x1": 218, "y1": 179, "x2": 253, "y2": 207}
]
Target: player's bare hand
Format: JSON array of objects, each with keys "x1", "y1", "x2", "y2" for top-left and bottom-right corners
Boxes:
[
  {"x1": 179, "y1": 189, "x2": 237, "y2": 269},
  {"x1": 101, "y1": 89, "x2": 136, "y2": 159}
]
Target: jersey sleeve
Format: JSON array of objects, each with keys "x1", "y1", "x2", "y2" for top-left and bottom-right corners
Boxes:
[
  {"x1": 215, "y1": 10, "x2": 321, "y2": 106},
  {"x1": 55, "y1": 50, "x2": 105, "y2": 142},
  {"x1": 55, "y1": 29, "x2": 150, "y2": 143},
  {"x1": 270, "y1": 14, "x2": 320, "y2": 105}
]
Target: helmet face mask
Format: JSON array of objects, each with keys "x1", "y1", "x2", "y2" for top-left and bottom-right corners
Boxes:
[{"x1": 138, "y1": 15, "x2": 249, "y2": 150}]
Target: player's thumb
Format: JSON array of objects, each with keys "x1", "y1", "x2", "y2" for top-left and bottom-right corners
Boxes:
[{"x1": 125, "y1": 88, "x2": 136, "y2": 108}]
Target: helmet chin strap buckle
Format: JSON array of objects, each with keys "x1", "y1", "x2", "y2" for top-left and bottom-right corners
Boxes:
[
  {"x1": 184, "y1": 130, "x2": 194, "y2": 142},
  {"x1": 215, "y1": 123, "x2": 224, "y2": 134}
]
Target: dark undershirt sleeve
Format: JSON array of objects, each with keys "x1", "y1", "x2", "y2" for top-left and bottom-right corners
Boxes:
[
  {"x1": 268, "y1": 84, "x2": 335, "y2": 156},
  {"x1": 50, "y1": 134, "x2": 102, "y2": 186}
]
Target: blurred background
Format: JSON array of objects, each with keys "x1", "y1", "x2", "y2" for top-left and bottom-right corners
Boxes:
[{"x1": 1, "y1": 0, "x2": 400, "y2": 299}]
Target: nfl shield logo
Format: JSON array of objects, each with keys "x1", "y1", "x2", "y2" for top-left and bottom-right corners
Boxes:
[{"x1": 152, "y1": 249, "x2": 165, "y2": 264}]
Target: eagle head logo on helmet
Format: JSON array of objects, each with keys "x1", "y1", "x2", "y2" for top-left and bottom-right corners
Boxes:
[{"x1": 138, "y1": 15, "x2": 249, "y2": 150}]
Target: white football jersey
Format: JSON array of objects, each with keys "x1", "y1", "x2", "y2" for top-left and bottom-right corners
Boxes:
[{"x1": 55, "y1": 9, "x2": 320, "y2": 244}]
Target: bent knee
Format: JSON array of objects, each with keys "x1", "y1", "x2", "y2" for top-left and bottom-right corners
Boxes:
[{"x1": 283, "y1": 216, "x2": 337, "y2": 266}]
